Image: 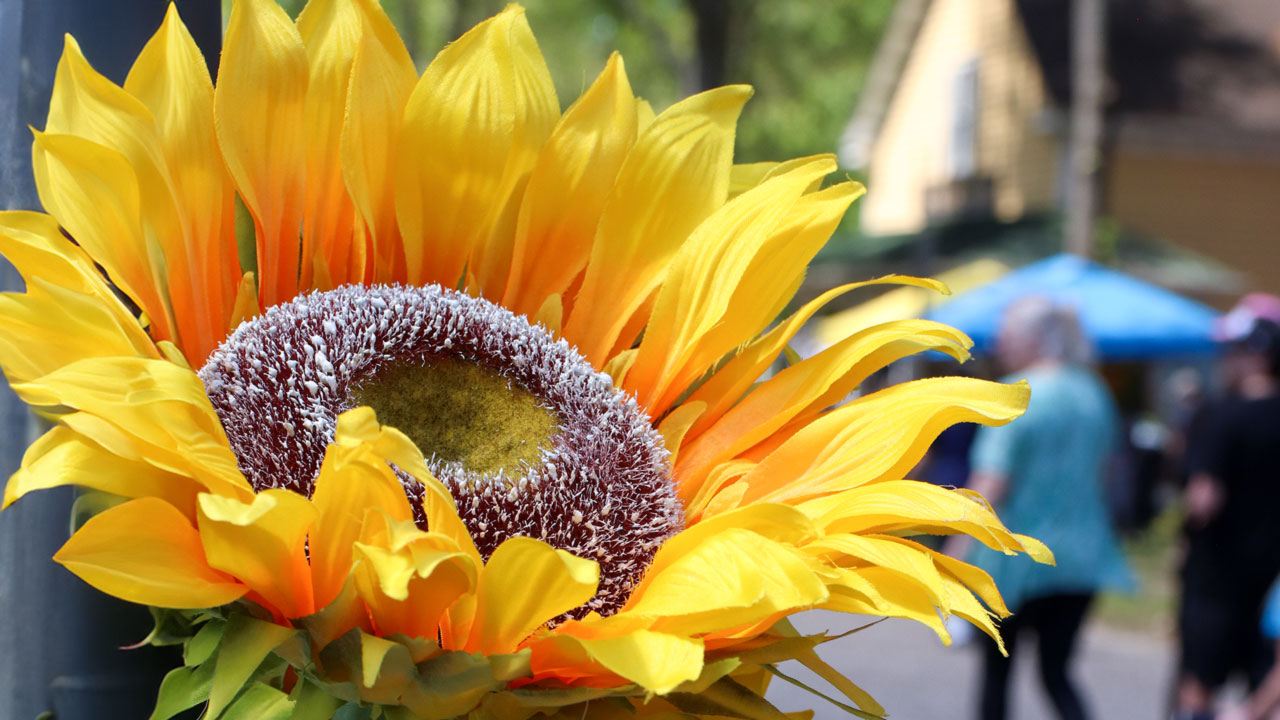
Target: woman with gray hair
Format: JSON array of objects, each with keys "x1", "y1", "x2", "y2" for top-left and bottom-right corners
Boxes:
[{"x1": 955, "y1": 296, "x2": 1133, "y2": 720}]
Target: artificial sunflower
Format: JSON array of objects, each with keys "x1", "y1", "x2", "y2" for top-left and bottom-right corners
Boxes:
[{"x1": 0, "y1": 1, "x2": 1051, "y2": 718}]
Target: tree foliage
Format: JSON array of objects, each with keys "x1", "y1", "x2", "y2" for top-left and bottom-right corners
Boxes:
[{"x1": 254, "y1": 0, "x2": 893, "y2": 166}]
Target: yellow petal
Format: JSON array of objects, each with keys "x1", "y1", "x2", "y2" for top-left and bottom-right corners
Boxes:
[
  {"x1": 563, "y1": 85, "x2": 751, "y2": 366},
  {"x1": 679, "y1": 182, "x2": 860, "y2": 398},
  {"x1": 5, "y1": 426, "x2": 202, "y2": 518},
  {"x1": 680, "y1": 276, "x2": 948, "y2": 444},
  {"x1": 798, "y1": 480, "x2": 1049, "y2": 561},
  {"x1": 309, "y1": 431, "x2": 417, "y2": 609},
  {"x1": 125, "y1": 4, "x2": 241, "y2": 363},
  {"x1": 197, "y1": 489, "x2": 317, "y2": 618},
  {"x1": 216, "y1": 0, "x2": 309, "y2": 308},
  {"x1": 657, "y1": 400, "x2": 706, "y2": 464},
  {"x1": 396, "y1": 5, "x2": 558, "y2": 294},
  {"x1": 917, "y1": 539, "x2": 1010, "y2": 617},
  {"x1": 532, "y1": 293, "x2": 563, "y2": 336},
  {"x1": 44, "y1": 35, "x2": 185, "y2": 344},
  {"x1": 464, "y1": 537, "x2": 598, "y2": 654},
  {"x1": 0, "y1": 212, "x2": 158, "y2": 383},
  {"x1": 804, "y1": 533, "x2": 947, "y2": 610},
  {"x1": 501, "y1": 52, "x2": 638, "y2": 317},
  {"x1": 531, "y1": 630, "x2": 703, "y2": 694},
  {"x1": 30, "y1": 130, "x2": 175, "y2": 342},
  {"x1": 342, "y1": 0, "x2": 417, "y2": 284},
  {"x1": 825, "y1": 566, "x2": 951, "y2": 642},
  {"x1": 676, "y1": 317, "x2": 974, "y2": 504},
  {"x1": 229, "y1": 270, "x2": 261, "y2": 329},
  {"x1": 624, "y1": 158, "x2": 835, "y2": 413},
  {"x1": 353, "y1": 522, "x2": 475, "y2": 641},
  {"x1": 631, "y1": 503, "x2": 818, "y2": 602},
  {"x1": 333, "y1": 407, "x2": 481, "y2": 565},
  {"x1": 11, "y1": 357, "x2": 251, "y2": 500},
  {"x1": 623, "y1": 528, "x2": 827, "y2": 637},
  {"x1": 297, "y1": 0, "x2": 361, "y2": 287},
  {"x1": 54, "y1": 497, "x2": 247, "y2": 608},
  {"x1": 737, "y1": 377, "x2": 1029, "y2": 505}
]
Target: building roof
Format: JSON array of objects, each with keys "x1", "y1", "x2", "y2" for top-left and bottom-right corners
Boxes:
[
  {"x1": 807, "y1": 214, "x2": 1245, "y2": 309},
  {"x1": 840, "y1": 0, "x2": 1280, "y2": 168},
  {"x1": 1016, "y1": 0, "x2": 1280, "y2": 155}
]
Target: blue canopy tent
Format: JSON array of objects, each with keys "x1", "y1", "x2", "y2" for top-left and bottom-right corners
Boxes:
[{"x1": 927, "y1": 253, "x2": 1220, "y2": 359}]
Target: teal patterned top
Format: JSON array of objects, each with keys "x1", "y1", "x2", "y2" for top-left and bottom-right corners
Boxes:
[{"x1": 966, "y1": 364, "x2": 1135, "y2": 612}]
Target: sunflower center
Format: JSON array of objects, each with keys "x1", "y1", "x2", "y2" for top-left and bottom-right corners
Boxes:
[
  {"x1": 198, "y1": 284, "x2": 684, "y2": 617},
  {"x1": 349, "y1": 357, "x2": 558, "y2": 476}
]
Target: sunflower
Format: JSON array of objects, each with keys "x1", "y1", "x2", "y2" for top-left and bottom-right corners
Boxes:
[{"x1": 0, "y1": 1, "x2": 1050, "y2": 718}]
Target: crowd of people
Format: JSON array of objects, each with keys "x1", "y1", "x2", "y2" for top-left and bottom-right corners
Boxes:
[{"x1": 925, "y1": 293, "x2": 1280, "y2": 720}]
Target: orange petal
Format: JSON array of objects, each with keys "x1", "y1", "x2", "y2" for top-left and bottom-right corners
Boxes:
[
  {"x1": 624, "y1": 159, "x2": 835, "y2": 413},
  {"x1": 342, "y1": 0, "x2": 417, "y2": 284},
  {"x1": 562, "y1": 85, "x2": 750, "y2": 366},
  {"x1": 125, "y1": 4, "x2": 241, "y2": 363},
  {"x1": 197, "y1": 489, "x2": 317, "y2": 618},
  {"x1": 216, "y1": 0, "x2": 309, "y2": 308},
  {"x1": 396, "y1": 5, "x2": 558, "y2": 295},
  {"x1": 297, "y1": 0, "x2": 362, "y2": 287},
  {"x1": 501, "y1": 53, "x2": 639, "y2": 318}
]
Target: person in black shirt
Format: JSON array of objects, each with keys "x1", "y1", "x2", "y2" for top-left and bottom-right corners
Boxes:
[{"x1": 1175, "y1": 318, "x2": 1280, "y2": 720}]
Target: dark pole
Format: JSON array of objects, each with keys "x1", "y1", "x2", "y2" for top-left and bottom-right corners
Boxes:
[
  {"x1": 0, "y1": 1, "x2": 221, "y2": 718},
  {"x1": 1064, "y1": 0, "x2": 1105, "y2": 257}
]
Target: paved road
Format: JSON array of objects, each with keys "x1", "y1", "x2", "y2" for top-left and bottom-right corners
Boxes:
[{"x1": 765, "y1": 611, "x2": 1175, "y2": 720}]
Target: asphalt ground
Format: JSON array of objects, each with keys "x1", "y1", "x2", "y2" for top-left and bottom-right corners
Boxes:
[{"x1": 765, "y1": 611, "x2": 1176, "y2": 720}]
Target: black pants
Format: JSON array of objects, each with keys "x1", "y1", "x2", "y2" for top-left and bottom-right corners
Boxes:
[{"x1": 980, "y1": 593, "x2": 1094, "y2": 720}]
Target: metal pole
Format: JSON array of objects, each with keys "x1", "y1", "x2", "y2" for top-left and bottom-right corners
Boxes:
[
  {"x1": 0, "y1": 2, "x2": 221, "y2": 717},
  {"x1": 1065, "y1": 0, "x2": 1105, "y2": 258}
]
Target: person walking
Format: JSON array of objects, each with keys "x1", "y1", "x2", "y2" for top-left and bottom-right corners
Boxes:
[
  {"x1": 951, "y1": 296, "x2": 1134, "y2": 720},
  {"x1": 1175, "y1": 316, "x2": 1280, "y2": 720}
]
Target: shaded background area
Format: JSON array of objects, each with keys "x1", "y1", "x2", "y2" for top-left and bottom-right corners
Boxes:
[{"x1": 0, "y1": 2, "x2": 221, "y2": 718}]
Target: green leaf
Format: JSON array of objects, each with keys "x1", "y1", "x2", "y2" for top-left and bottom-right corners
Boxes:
[
  {"x1": 127, "y1": 607, "x2": 203, "y2": 649},
  {"x1": 288, "y1": 679, "x2": 344, "y2": 720},
  {"x1": 149, "y1": 662, "x2": 216, "y2": 720},
  {"x1": 252, "y1": 652, "x2": 291, "y2": 688},
  {"x1": 671, "y1": 657, "x2": 741, "y2": 694},
  {"x1": 666, "y1": 675, "x2": 790, "y2": 720},
  {"x1": 763, "y1": 664, "x2": 884, "y2": 719},
  {"x1": 69, "y1": 489, "x2": 126, "y2": 532},
  {"x1": 498, "y1": 684, "x2": 638, "y2": 709},
  {"x1": 358, "y1": 633, "x2": 415, "y2": 704},
  {"x1": 207, "y1": 614, "x2": 300, "y2": 719},
  {"x1": 221, "y1": 682, "x2": 295, "y2": 720},
  {"x1": 274, "y1": 630, "x2": 314, "y2": 670},
  {"x1": 332, "y1": 703, "x2": 375, "y2": 720},
  {"x1": 790, "y1": 647, "x2": 885, "y2": 715},
  {"x1": 184, "y1": 619, "x2": 227, "y2": 667},
  {"x1": 233, "y1": 192, "x2": 257, "y2": 278},
  {"x1": 397, "y1": 651, "x2": 500, "y2": 720},
  {"x1": 487, "y1": 649, "x2": 531, "y2": 683},
  {"x1": 313, "y1": 629, "x2": 366, "y2": 704}
]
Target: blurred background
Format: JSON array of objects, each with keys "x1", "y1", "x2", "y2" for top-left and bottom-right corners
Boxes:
[{"x1": 3, "y1": 0, "x2": 1280, "y2": 718}]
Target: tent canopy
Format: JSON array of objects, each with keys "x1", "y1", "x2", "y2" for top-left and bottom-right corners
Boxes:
[
  {"x1": 813, "y1": 258, "x2": 1010, "y2": 348},
  {"x1": 926, "y1": 253, "x2": 1220, "y2": 359}
]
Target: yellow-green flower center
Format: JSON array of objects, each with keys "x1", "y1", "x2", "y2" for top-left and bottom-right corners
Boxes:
[
  {"x1": 349, "y1": 356, "x2": 558, "y2": 476},
  {"x1": 199, "y1": 283, "x2": 684, "y2": 617}
]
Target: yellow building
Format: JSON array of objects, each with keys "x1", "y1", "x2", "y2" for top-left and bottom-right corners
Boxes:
[{"x1": 837, "y1": 0, "x2": 1280, "y2": 302}]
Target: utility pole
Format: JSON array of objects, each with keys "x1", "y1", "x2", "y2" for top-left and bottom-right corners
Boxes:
[
  {"x1": 0, "y1": 2, "x2": 221, "y2": 717},
  {"x1": 1065, "y1": 0, "x2": 1106, "y2": 258}
]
